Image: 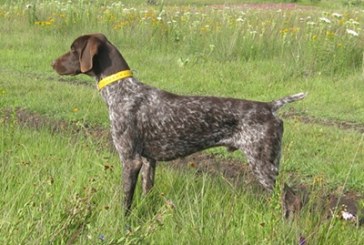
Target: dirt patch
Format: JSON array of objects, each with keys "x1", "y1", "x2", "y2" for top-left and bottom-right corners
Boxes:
[
  {"x1": 282, "y1": 109, "x2": 364, "y2": 133},
  {"x1": 2, "y1": 108, "x2": 107, "y2": 137},
  {"x1": 166, "y1": 152, "x2": 262, "y2": 189},
  {"x1": 282, "y1": 184, "x2": 364, "y2": 226}
]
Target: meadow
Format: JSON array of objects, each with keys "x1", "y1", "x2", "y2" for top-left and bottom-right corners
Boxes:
[{"x1": 1, "y1": 0, "x2": 364, "y2": 244}]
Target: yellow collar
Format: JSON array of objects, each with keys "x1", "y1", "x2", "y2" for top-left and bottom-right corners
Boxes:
[{"x1": 97, "y1": 70, "x2": 133, "y2": 90}]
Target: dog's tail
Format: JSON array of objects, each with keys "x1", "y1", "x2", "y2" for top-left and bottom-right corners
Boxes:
[{"x1": 270, "y1": 92, "x2": 306, "y2": 112}]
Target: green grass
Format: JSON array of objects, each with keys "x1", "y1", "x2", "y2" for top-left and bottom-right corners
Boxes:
[
  {"x1": 1, "y1": 0, "x2": 364, "y2": 244},
  {"x1": 1, "y1": 120, "x2": 124, "y2": 244},
  {"x1": 283, "y1": 121, "x2": 364, "y2": 190},
  {"x1": 1, "y1": 121, "x2": 364, "y2": 244}
]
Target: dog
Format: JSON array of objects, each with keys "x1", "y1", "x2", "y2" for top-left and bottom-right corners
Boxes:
[{"x1": 52, "y1": 33, "x2": 305, "y2": 215}]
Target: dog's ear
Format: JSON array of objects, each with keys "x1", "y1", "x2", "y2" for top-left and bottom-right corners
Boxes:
[{"x1": 79, "y1": 36, "x2": 102, "y2": 73}]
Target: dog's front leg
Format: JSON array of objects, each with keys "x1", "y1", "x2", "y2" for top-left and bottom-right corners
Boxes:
[
  {"x1": 122, "y1": 157, "x2": 143, "y2": 216},
  {"x1": 141, "y1": 158, "x2": 156, "y2": 195}
]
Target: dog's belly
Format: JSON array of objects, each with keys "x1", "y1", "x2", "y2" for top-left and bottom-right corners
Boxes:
[{"x1": 141, "y1": 137, "x2": 223, "y2": 161}]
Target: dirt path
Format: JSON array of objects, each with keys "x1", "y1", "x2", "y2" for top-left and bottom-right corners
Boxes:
[{"x1": 282, "y1": 109, "x2": 364, "y2": 133}]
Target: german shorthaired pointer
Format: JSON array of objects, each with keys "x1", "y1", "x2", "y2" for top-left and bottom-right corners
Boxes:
[{"x1": 52, "y1": 33, "x2": 305, "y2": 215}]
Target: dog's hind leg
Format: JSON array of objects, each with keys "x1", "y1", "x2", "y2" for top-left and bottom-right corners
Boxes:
[{"x1": 240, "y1": 121, "x2": 283, "y2": 191}]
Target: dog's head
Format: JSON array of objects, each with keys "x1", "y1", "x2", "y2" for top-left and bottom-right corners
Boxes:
[{"x1": 52, "y1": 33, "x2": 108, "y2": 76}]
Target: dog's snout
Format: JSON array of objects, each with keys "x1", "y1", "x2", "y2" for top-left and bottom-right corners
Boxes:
[{"x1": 51, "y1": 58, "x2": 64, "y2": 74}]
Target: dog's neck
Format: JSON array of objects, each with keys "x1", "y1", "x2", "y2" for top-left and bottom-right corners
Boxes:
[{"x1": 90, "y1": 42, "x2": 131, "y2": 82}]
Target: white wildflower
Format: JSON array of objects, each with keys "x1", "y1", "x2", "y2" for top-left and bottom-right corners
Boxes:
[
  {"x1": 209, "y1": 44, "x2": 215, "y2": 52},
  {"x1": 306, "y1": 21, "x2": 316, "y2": 26},
  {"x1": 236, "y1": 17, "x2": 244, "y2": 22},
  {"x1": 332, "y1": 12, "x2": 342, "y2": 18},
  {"x1": 346, "y1": 29, "x2": 359, "y2": 37},
  {"x1": 320, "y1": 17, "x2": 331, "y2": 24},
  {"x1": 341, "y1": 211, "x2": 355, "y2": 221},
  {"x1": 111, "y1": 2, "x2": 123, "y2": 8},
  {"x1": 347, "y1": 19, "x2": 360, "y2": 26}
]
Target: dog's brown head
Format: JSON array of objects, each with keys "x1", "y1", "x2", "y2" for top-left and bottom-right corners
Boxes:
[{"x1": 52, "y1": 33, "x2": 130, "y2": 79}]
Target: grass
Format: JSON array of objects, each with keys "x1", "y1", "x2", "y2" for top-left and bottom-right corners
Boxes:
[
  {"x1": 1, "y1": 120, "x2": 364, "y2": 244},
  {"x1": 1, "y1": 0, "x2": 364, "y2": 244},
  {"x1": 1, "y1": 121, "x2": 124, "y2": 244}
]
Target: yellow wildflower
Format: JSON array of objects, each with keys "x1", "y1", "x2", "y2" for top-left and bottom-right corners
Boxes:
[{"x1": 34, "y1": 17, "x2": 55, "y2": 26}]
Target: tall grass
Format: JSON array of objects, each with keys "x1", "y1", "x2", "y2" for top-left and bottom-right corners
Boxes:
[{"x1": 1, "y1": 1, "x2": 363, "y2": 77}]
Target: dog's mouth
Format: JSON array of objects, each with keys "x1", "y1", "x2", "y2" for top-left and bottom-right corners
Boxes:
[{"x1": 51, "y1": 60, "x2": 81, "y2": 76}]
